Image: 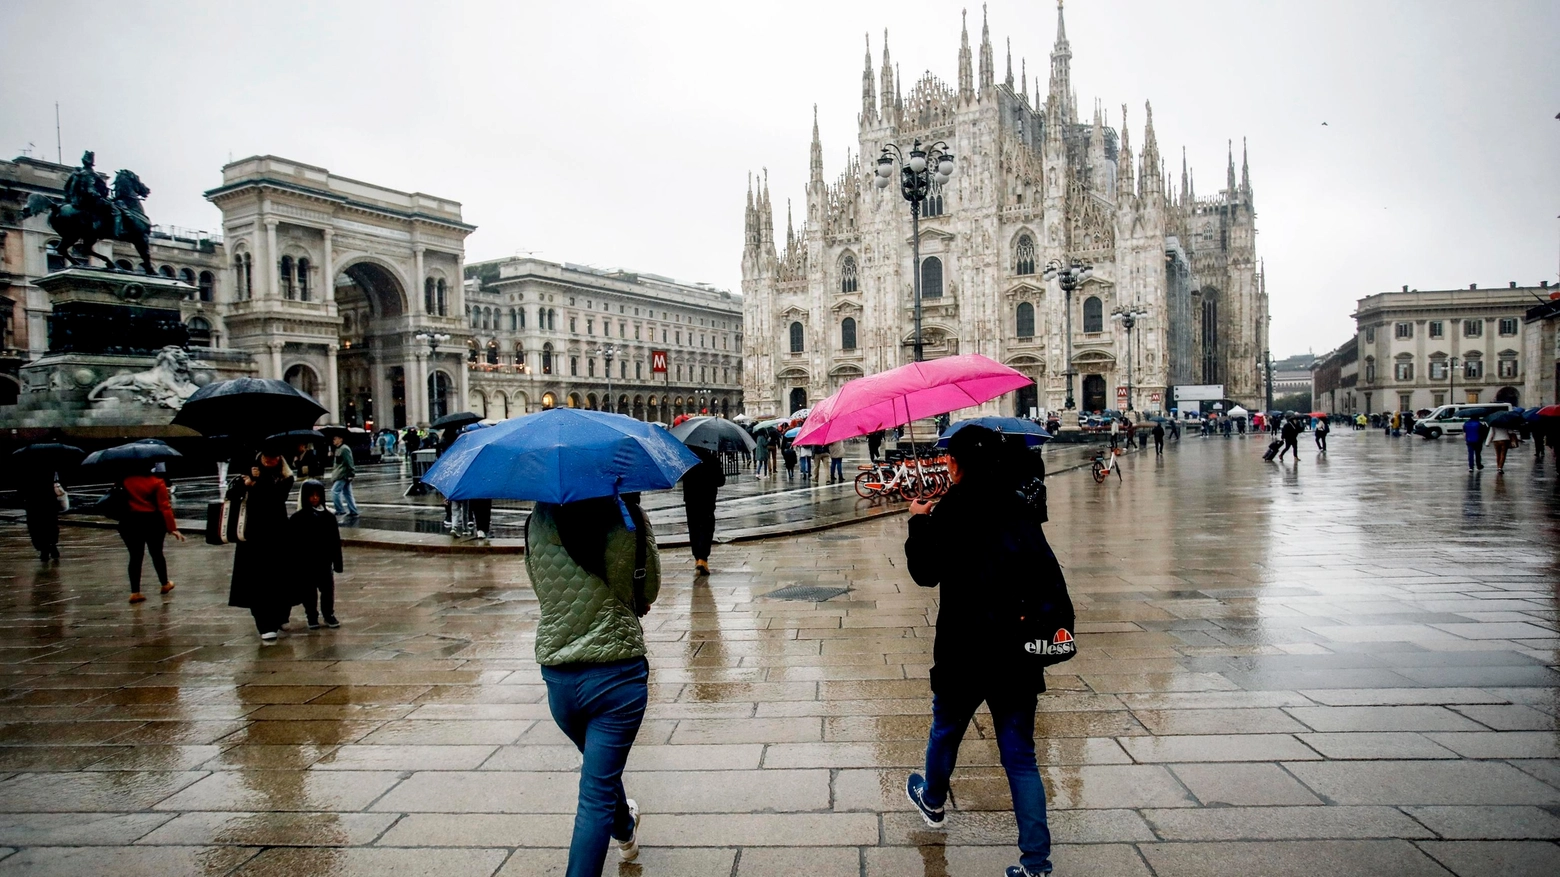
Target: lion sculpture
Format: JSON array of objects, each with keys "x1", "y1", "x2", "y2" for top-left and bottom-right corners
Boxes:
[{"x1": 88, "y1": 346, "x2": 199, "y2": 409}]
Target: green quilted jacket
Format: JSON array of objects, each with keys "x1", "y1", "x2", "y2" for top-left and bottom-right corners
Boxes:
[{"x1": 525, "y1": 504, "x2": 661, "y2": 666}]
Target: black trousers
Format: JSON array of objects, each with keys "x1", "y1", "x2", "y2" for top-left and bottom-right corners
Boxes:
[
  {"x1": 250, "y1": 604, "x2": 289, "y2": 634},
  {"x1": 119, "y1": 513, "x2": 168, "y2": 593},
  {"x1": 684, "y1": 491, "x2": 717, "y2": 562},
  {"x1": 302, "y1": 575, "x2": 336, "y2": 623}
]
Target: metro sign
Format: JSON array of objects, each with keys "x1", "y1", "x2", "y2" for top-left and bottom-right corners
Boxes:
[{"x1": 651, "y1": 350, "x2": 668, "y2": 373}]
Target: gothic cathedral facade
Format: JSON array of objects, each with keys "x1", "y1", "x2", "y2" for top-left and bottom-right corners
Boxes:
[{"x1": 741, "y1": 4, "x2": 1268, "y2": 418}]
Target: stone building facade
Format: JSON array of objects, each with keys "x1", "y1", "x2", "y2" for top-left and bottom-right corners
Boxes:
[
  {"x1": 1351, "y1": 283, "x2": 1549, "y2": 414},
  {"x1": 741, "y1": 4, "x2": 1268, "y2": 418},
  {"x1": 1521, "y1": 291, "x2": 1560, "y2": 408},
  {"x1": 1311, "y1": 341, "x2": 1359, "y2": 415},
  {"x1": 463, "y1": 257, "x2": 742, "y2": 422}
]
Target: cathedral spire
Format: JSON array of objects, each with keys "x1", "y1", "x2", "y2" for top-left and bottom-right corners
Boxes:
[
  {"x1": 1180, "y1": 146, "x2": 1189, "y2": 205},
  {"x1": 1021, "y1": 58, "x2": 1027, "y2": 103},
  {"x1": 785, "y1": 198, "x2": 794, "y2": 251},
  {"x1": 1226, "y1": 139, "x2": 1237, "y2": 201},
  {"x1": 810, "y1": 105, "x2": 823, "y2": 184},
  {"x1": 1116, "y1": 103, "x2": 1134, "y2": 201},
  {"x1": 1005, "y1": 38, "x2": 1014, "y2": 88},
  {"x1": 861, "y1": 33, "x2": 876, "y2": 123},
  {"x1": 978, "y1": 4, "x2": 994, "y2": 91},
  {"x1": 880, "y1": 30, "x2": 895, "y2": 120},
  {"x1": 1240, "y1": 137, "x2": 1251, "y2": 201},
  {"x1": 1140, "y1": 100, "x2": 1162, "y2": 200},
  {"x1": 1048, "y1": 0, "x2": 1072, "y2": 123},
  {"x1": 957, "y1": 9, "x2": 974, "y2": 101},
  {"x1": 1089, "y1": 102, "x2": 1107, "y2": 192}
]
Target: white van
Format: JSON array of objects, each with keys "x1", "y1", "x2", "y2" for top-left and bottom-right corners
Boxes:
[{"x1": 1412, "y1": 403, "x2": 1514, "y2": 439}]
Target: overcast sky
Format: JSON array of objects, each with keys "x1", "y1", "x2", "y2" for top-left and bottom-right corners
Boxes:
[{"x1": 5, "y1": 0, "x2": 1556, "y2": 355}]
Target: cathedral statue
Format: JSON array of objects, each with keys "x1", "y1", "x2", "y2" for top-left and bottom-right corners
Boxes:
[{"x1": 22, "y1": 150, "x2": 156, "y2": 274}]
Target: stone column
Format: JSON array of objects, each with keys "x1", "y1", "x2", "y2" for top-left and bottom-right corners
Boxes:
[
  {"x1": 407, "y1": 349, "x2": 426, "y2": 426},
  {"x1": 264, "y1": 219, "x2": 279, "y2": 300},
  {"x1": 321, "y1": 229, "x2": 334, "y2": 303},
  {"x1": 412, "y1": 247, "x2": 426, "y2": 315},
  {"x1": 456, "y1": 352, "x2": 471, "y2": 417},
  {"x1": 325, "y1": 343, "x2": 340, "y2": 424},
  {"x1": 452, "y1": 253, "x2": 466, "y2": 316},
  {"x1": 268, "y1": 341, "x2": 284, "y2": 380}
]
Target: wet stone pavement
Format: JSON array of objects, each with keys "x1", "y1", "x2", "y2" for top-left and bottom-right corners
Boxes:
[{"x1": 0, "y1": 429, "x2": 1556, "y2": 876}]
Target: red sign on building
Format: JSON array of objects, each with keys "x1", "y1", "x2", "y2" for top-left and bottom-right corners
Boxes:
[{"x1": 651, "y1": 350, "x2": 668, "y2": 373}]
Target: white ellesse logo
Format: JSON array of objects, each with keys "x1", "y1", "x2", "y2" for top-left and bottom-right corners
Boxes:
[{"x1": 1024, "y1": 629, "x2": 1076, "y2": 656}]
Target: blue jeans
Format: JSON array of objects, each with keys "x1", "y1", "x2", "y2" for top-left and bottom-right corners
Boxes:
[
  {"x1": 923, "y1": 688, "x2": 1052, "y2": 874},
  {"x1": 331, "y1": 478, "x2": 359, "y2": 515},
  {"x1": 799, "y1": 457, "x2": 811, "y2": 478},
  {"x1": 1467, "y1": 441, "x2": 1483, "y2": 469},
  {"x1": 542, "y1": 657, "x2": 648, "y2": 877},
  {"x1": 830, "y1": 457, "x2": 843, "y2": 480}
]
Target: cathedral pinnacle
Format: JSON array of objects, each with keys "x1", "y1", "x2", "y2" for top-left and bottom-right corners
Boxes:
[
  {"x1": 1048, "y1": 0, "x2": 1073, "y2": 124},
  {"x1": 862, "y1": 34, "x2": 876, "y2": 123},
  {"x1": 978, "y1": 4, "x2": 994, "y2": 91},
  {"x1": 958, "y1": 9, "x2": 974, "y2": 101},
  {"x1": 810, "y1": 105, "x2": 823, "y2": 184},
  {"x1": 1241, "y1": 137, "x2": 1251, "y2": 200},
  {"x1": 880, "y1": 30, "x2": 895, "y2": 119},
  {"x1": 1140, "y1": 100, "x2": 1162, "y2": 199},
  {"x1": 1005, "y1": 38, "x2": 1014, "y2": 88},
  {"x1": 1226, "y1": 139, "x2": 1237, "y2": 200},
  {"x1": 1181, "y1": 146, "x2": 1189, "y2": 205},
  {"x1": 1117, "y1": 103, "x2": 1134, "y2": 200}
]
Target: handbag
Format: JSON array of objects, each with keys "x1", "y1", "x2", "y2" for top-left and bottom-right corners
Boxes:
[
  {"x1": 54, "y1": 482, "x2": 69, "y2": 513},
  {"x1": 94, "y1": 484, "x2": 130, "y2": 521},
  {"x1": 1004, "y1": 518, "x2": 1077, "y2": 669}
]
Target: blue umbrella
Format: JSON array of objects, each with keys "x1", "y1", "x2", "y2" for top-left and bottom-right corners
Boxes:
[
  {"x1": 424, "y1": 408, "x2": 700, "y2": 503},
  {"x1": 784, "y1": 427, "x2": 801, "y2": 439},
  {"x1": 937, "y1": 416, "x2": 1052, "y2": 447}
]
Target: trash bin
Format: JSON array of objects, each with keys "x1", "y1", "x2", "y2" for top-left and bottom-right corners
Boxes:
[{"x1": 411, "y1": 449, "x2": 438, "y2": 480}]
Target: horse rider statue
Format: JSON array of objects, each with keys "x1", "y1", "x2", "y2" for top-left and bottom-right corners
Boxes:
[{"x1": 23, "y1": 150, "x2": 156, "y2": 275}]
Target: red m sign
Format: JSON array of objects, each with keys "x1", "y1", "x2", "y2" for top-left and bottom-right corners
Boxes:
[{"x1": 651, "y1": 350, "x2": 668, "y2": 373}]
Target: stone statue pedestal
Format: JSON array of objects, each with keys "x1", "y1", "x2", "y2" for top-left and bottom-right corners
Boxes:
[{"x1": 2, "y1": 268, "x2": 253, "y2": 434}]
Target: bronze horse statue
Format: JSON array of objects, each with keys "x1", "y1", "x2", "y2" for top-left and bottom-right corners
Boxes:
[{"x1": 24, "y1": 168, "x2": 155, "y2": 274}]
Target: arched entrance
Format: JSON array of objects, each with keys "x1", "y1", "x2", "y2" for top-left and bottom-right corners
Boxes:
[
  {"x1": 1015, "y1": 383, "x2": 1038, "y2": 418},
  {"x1": 284, "y1": 363, "x2": 319, "y2": 398},
  {"x1": 335, "y1": 260, "x2": 408, "y2": 428},
  {"x1": 1495, "y1": 386, "x2": 1520, "y2": 406},
  {"x1": 428, "y1": 370, "x2": 452, "y2": 422},
  {"x1": 1082, "y1": 374, "x2": 1107, "y2": 412},
  {"x1": 633, "y1": 395, "x2": 645, "y2": 420},
  {"x1": 789, "y1": 387, "x2": 808, "y2": 413},
  {"x1": 541, "y1": 392, "x2": 556, "y2": 410}
]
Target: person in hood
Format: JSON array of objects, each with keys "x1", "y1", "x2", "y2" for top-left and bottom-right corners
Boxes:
[
  {"x1": 121, "y1": 461, "x2": 185, "y2": 603},
  {"x1": 903, "y1": 425, "x2": 1059, "y2": 877},
  {"x1": 227, "y1": 452, "x2": 295, "y2": 642},
  {"x1": 290, "y1": 480, "x2": 342, "y2": 629}
]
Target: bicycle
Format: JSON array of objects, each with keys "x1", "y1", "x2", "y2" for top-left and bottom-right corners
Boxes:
[
  {"x1": 854, "y1": 450, "x2": 948, "y2": 500},
  {"x1": 1091, "y1": 446, "x2": 1123, "y2": 483}
]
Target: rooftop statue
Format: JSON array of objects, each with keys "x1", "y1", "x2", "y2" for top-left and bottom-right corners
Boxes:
[{"x1": 22, "y1": 150, "x2": 155, "y2": 274}]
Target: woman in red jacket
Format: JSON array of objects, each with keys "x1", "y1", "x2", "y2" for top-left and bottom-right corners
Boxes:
[{"x1": 121, "y1": 463, "x2": 185, "y2": 604}]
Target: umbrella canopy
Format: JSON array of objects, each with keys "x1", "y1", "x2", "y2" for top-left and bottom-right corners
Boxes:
[
  {"x1": 784, "y1": 427, "x2": 801, "y2": 439},
  {"x1": 423, "y1": 408, "x2": 700, "y2": 502},
  {"x1": 731, "y1": 414, "x2": 754, "y2": 424},
  {"x1": 753, "y1": 418, "x2": 789, "y2": 433},
  {"x1": 82, "y1": 439, "x2": 182, "y2": 468},
  {"x1": 261, "y1": 429, "x2": 326, "y2": 454},
  {"x1": 431, "y1": 411, "x2": 482, "y2": 430},
  {"x1": 670, "y1": 416, "x2": 756, "y2": 452},
  {"x1": 1308, "y1": 411, "x2": 1329, "y2": 419},
  {"x1": 1227, "y1": 405, "x2": 1250, "y2": 418},
  {"x1": 11, "y1": 442, "x2": 86, "y2": 468},
  {"x1": 1488, "y1": 410, "x2": 1526, "y2": 428},
  {"x1": 937, "y1": 416, "x2": 1051, "y2": 448},
  {"x1": 789, "y1": 407, "x2": 812, "y2": 420},
  {"x1": 793, "y1": 354, "x2": 1032, "y2": 445},
  {"x1": 1535, "y1": 405, "x2": 1560, "y2": 419},
  {"x1": 173, "y1": 378, "x2": 326, "y2": 440}
]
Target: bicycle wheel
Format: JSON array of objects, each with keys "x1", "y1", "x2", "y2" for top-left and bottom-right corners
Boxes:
[
  {"x1": 854, "y1": 472, "x2": 882, "y2": 498},
  {"x1": 896, "y1": 472, "x2": 922, "y2": 501},
  {"x1": 1092, "y1": 461, "x2": 1107, "y2": 483}
]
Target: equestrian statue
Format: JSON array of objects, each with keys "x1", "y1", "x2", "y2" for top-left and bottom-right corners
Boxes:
[{"x1": 22, "y1": 150, "x2": 155, "y2": 274}]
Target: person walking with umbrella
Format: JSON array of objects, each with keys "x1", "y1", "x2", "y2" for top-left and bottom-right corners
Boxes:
[
  {"x1": 120, "y1": 462, "x2": 185, "y2": 603},
  {"x1": 681, "y1": 447, "x2": 723, "y2": 576},
  {"x1": 1314, "y1": 415, "x2": 1329, "y2": 452},
  {"x1": 1277, "y1": 416, "x2": 1301, "y2": 461},
  {"x1": 330, "y1": 433, "x2": 359, "y2": 517},
  {"x1": 1152, "y1": 420, "x2": 1165, "y2": 456},
  {"x1": 753, "y1": 428, "x2": 770, "y2": 478},
  {"x1": 227, "y1": 451, "x2": 296, "y2": 641},
  {"x1": 1463, "y1": 415, "x2": 1487, "y2": 472},
  {"x1": 15, "y1": 443, "x2": 81, "y2": 562},
  {"x1": 1488, "y1": 417, "x2": 1516, "y2": 473}
]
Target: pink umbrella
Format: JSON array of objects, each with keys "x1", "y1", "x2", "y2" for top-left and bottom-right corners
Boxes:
[{"x1": 793, "y1": 354, "x2": 1033, "y2": 445}]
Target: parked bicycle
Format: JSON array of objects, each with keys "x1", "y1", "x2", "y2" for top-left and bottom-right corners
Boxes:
[
  {"x1": 1091, "y1": 446, "x2": 1123, "y2": 483},
  {"x1": 854, "y1": 449, "x2": 950, "y2": 500}
]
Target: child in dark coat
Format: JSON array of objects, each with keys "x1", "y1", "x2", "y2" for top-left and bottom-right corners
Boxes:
[{"x1": 291, "y1": 480, "x2": 343, "y2": 629}]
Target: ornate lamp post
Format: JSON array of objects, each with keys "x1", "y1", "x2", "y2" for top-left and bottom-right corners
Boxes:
[
  {"x1": 1112, "y1": 305, "x2": 1149, "y2": 412},
  {"x1": 597, "y1": 343, "x2": 617, "y2": 413},
  {"x1": 1449, "y1": 355, "x2": 1459, "y2": 404},
  {"x1": 874, "y1": 139, "x2": 955, "y2": 362},
  {"x1": 1041, "y1": 258, "x2": 1093, "y2": 410},
  {"x1": 414, "y1": 332, "x2": 451, "y2": 422}
]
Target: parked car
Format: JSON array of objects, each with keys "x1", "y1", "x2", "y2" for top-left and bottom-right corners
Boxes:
[{"x1": 1411, "y1": 403, "x2": 1513, "y2": 439}]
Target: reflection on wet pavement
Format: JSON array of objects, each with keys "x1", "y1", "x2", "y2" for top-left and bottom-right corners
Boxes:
[{"x1": 0, "y1": 431, "x2": 1555, "y2": 875}]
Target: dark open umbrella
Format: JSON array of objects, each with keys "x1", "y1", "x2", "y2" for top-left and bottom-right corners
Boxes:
[
  {"x1": 12, "y1": 442, "x2": 86, "y2": 469},
  {"x1": 431, "y1": 411, "x2": 482, "y2": 430},
  {"x1": 82, "y1": 439, "x2": 182, "y2": 468},
  {"x1": 1487, "y1": 410, "x2": 1525, "y2": 429},
  {"x1": 262, "y1": 429, "x2": 326, "y2": 454},
  {"x1": 669, "y1": 416, "x2": 757, "y2": 452},
  {"x1": 173, "y1": 378, "x2": 326, "y2": 440}
]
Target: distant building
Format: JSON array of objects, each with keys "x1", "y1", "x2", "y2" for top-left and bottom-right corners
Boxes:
[
  {"x1": 1523, "y1": 291, "x2": 1560, "y2": 407},
  {"x1": 463, "y1": 257, "x2": 742, "y2": 421},
  {"x1": 1351, "y1": 283, "x2": 1549, "y2": 414},
  {"x1": 1270, "y1": 352, "x2": 1316, "y2": 400},
  {"x1": 1310, "y1": 342, "x2": 1358, "y2": 415}
]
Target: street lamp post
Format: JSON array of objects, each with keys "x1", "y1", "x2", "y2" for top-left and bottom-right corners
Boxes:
[
  {"x1": 598, "y1": 343, "x2": 617, "y2": 413},
  {"x1": 1264, "y1": 350, "x2": 1275, "y2": 414},
  {"x1": 874, "y1": 139, "x2": 955, "y2": 363},
  {"x1": 414, "y1": 332, "x2": 451, "y2": 422},
  {"x1": 1449, "y1": 355, "x2": 1459, "y2": 404},
  {"x1": 1112, "y1": 305, "x2": 1149, "y2": 412},
  {"x1": 1041, "y1": 258, "x2": 1094, "y2": 411}
]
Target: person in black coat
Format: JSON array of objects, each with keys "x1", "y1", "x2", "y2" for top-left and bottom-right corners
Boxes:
[
  {"x1": 290, "y1": 480, "x2": 343, "y2": 629},
  {"x1": 902, "y1": 425, "x2": 1057, "y2": 877},
  {"x1": 23, "y1": 470, "x2": 62, "y2": 562},
  {"x1": 681, "y1": 446, "x2": 725, "y2": 576},
  {"x1": 226, "y1": 452, "x2": 296, "y2": 642}
]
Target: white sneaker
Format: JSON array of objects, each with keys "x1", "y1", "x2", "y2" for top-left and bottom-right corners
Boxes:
[
  {"x1": 475, "y1": 530, "x2": 487, "y2": 539},
  {"x1": 259, "y1": 631, "x2": 278, "y2": 644},
  {"x1": 617, "y1": 798, "x2": 640, "y2": 861}
]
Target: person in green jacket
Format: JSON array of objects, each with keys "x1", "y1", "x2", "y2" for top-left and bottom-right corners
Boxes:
[
  {"x1": 330, "y1": 434, "x2": 359, "y2": 516},
  {"x1": 525, "y1": 493, "x2": 660, "y2": 877}
]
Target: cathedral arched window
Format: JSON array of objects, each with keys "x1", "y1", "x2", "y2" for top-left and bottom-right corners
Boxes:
[
  {"x1": 542, "y1": 342, "x2": 554, "y2": 375},
  {"x1": 789, "y1": 321, "x2": 804, "y2": 353},
  {"x1": 921, "y1": 257, "x2": 944, "y2": 299},
  {"x1": 547, "y1": 309, "x2": 557, "y2": 331},
  {"x1": 840, "y1": 255, "x2": 858, "y2": 293},
  {"x1": 425, "y1": 278, "x2": 437, "y2": 314},
  {"x1": 296, "y1": 258, "x2": 310, "y2": 301},
  {"x1": 486, "y1": 340, "x2": 499, "y2": 365},
  {"x1": 1016, "y1": 302, "x2": 1035, "y2": 340},
  {"x1": 841, "y1": 317, "x2": 857, "y2": 351},
  {"x1": 436, "y1": 279, "x2": 448, "y2": 316},
  {"x1": 1083, "y1": 295, "x2": 1103, "y2": 333},
  {"x1": 197, "y1": 270, "x2": 214, "y2": 302},
  {"x1": 923, "y1": 183, "x2": 944, "y2": 218},
  {"x1": 278, "y1": 256, "x2": 294, "y2": 299},
  {"x1": 1015, "y1": 235, "x2": 1036, "y2": 275}
]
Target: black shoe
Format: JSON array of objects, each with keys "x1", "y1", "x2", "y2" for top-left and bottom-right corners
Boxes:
[
  {"x1": 307, "y1": 619, "x2": 321, "y2": 630},
  {"x1": 325, "y1": 617, "x2": 340, "y2": 628}
]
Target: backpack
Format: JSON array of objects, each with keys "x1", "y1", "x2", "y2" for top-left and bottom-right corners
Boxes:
[{"x1": 999, "y1": 514, "x2": 1076, "y2": 669}]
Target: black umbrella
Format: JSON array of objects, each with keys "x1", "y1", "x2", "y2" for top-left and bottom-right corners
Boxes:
[
  {"x1": 431, "y1": 411, "x2": 482, "y2": 430},
  {"x1": 11, "y1": 443, "x2": 86, "y2": 469},
  {"x1": 262, "y1": 429, "x2": 327, "y2": 454},
  {"x1": 173, "y1": 378, "x2": 326, "y2": 440},
  {"x1": 669, "y1": 416, "x2": 757, "y2": 452},
  {"x1": 82, "y1": 439, "x2": 182, "y2": 468}
]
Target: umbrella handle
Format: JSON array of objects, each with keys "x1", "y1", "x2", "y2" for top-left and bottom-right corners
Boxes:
[{"x1": 614, "y1": 478, "x2": 636, "y2": 531}]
